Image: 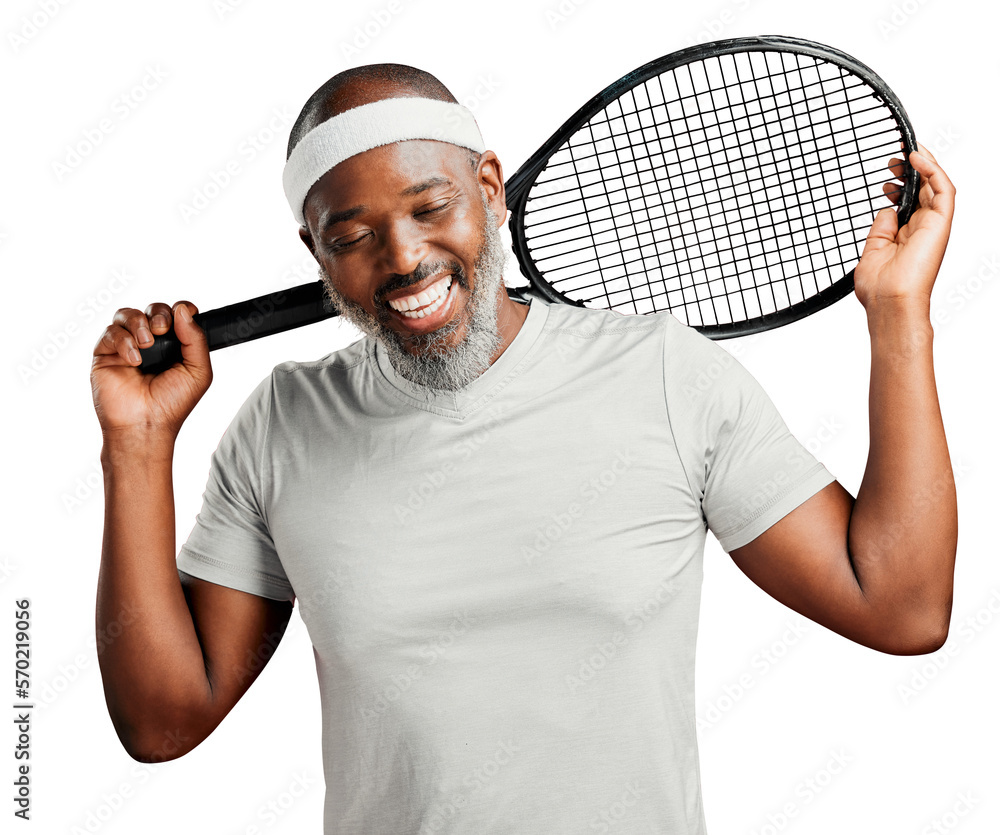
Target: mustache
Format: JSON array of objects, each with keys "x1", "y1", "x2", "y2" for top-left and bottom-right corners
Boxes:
[{"x1": 373, "y1": 260, "x2": 469, "y2": 306}]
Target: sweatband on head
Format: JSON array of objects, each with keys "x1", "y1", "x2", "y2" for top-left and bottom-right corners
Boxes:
[{"x1": 282, "y1": 97, "x2": 486, "y2": 226}]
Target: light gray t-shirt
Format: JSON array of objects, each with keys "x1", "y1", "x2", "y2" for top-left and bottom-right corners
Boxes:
[{"x1": 177, "y1": 299, "x2": 835, "y2": 834}]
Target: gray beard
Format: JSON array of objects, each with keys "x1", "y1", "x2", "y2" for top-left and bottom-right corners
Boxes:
[{"x1": 319, "y1": 198, "x2": 510, "y2": 392}]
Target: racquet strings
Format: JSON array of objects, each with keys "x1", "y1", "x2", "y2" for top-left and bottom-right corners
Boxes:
[{"x1": 520, "y1": 50, "x2": 908, "y2": 328}]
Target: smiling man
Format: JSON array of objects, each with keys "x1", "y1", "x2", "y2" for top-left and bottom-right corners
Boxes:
[
  {"x1": 289, "y1": 65, "x2": 529, "y2": 393},
  {"x1": 93, "y1": 64, "x2": 957, "y2": 834}
]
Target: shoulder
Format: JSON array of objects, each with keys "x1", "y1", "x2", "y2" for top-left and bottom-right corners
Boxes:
[
  {"x1": 536, "y1": 303, "x2": 672, "y2": 366},
  {"x1": 537, "y1": 302, "x2": 724, "y2": 367},
  {"x1": 270, "y1": 335, "x2": 372, "y2": 378},
  {"x1": 232, "y1": 337, "x2": 376, "y2": 419},
  {"x1": 540, "y1": 301, "x2": 665, "y2": 340},
  {"x1": 265, "y1": 336, "x2": 374, "y2": 394}
]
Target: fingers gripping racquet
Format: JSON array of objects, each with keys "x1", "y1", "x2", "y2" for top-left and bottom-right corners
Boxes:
[{"x1": 140, "y1": 35, "x2": 919, "y2": 373}]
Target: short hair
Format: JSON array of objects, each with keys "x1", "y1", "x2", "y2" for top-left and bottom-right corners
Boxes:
[{"x1": 286, "y1": 64, "x2": 459, "y2": 161}]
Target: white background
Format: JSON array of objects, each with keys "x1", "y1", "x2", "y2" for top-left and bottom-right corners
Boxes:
[{"x1": 2, "y1": 0, "x2": 996, "y2": 832}]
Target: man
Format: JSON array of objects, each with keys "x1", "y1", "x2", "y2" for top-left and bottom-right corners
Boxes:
[{"x1": 92, "y1": 64, "x2": 957, "y2": 833}]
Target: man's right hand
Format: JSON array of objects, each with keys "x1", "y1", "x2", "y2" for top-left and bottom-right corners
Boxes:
[
  {"x1": 91, "y1": 300, "x2": 213, "y2": 438},
  {"x1": 92, "y1": 298, "x2": 291, "y2": 763}
]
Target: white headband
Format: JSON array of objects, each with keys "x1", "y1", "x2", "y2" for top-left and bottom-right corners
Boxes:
[{"x1": 282, "y1": 97, "x2": 486, "y2": 226}]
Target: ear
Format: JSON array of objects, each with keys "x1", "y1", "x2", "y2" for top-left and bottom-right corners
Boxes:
[
  {"x1": 476, "y1": 150, "x2": 506, "y2": 226},
  {"x1": 299, "y1": 225, "x2": 318, "y2": 259}
]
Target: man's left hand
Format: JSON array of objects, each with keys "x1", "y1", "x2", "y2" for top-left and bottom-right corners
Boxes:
[{"x1": 853, "y1": 141, "x2": 956, "y2": 312}]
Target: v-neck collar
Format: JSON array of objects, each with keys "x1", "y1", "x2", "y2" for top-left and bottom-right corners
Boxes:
[{"x1": 372, "y1": 298, "x2": 549, "y2": 417}]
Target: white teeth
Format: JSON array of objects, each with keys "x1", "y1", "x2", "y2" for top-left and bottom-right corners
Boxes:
[
  {"x1": 388, "y1": 276, "x2": 452, "y2": 315},
  {"x1": 397, "y1": 284, "x2": 451, "y2": 319}
]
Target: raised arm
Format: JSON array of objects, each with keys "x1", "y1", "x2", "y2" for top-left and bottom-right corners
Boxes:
[
  {"x1": 93, "y1": 301, "x2": 293, "y2": 761},
  {"x1": 728, "y1": 144, "x2": 957, "y2": 656}
]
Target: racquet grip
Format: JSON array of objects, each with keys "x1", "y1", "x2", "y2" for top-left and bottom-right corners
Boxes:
[{"x1": 138, "y1": 281, "x2": 335, "y2": 374}]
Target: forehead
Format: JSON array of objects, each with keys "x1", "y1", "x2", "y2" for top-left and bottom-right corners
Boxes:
[{"x1": 303, "y1": 140, "x2": 473, "y2": 221}]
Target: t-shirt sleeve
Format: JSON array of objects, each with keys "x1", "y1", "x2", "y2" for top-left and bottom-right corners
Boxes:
[
  {"x1": 662, "y1": 317, "x2": 837, "y2": 553},
  {"x1": 176, "y1": 373, "x2": 295, "y2": 602}
]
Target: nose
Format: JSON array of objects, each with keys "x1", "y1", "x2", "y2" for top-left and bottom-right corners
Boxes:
[{"x1": 377, "y1": 218, "x2": 428, "y2": 278}]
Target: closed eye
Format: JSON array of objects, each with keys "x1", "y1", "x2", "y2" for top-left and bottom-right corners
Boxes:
[
  {"x1": 328, "y1": 232, "x2": 369, "y2": 252},
  {"x1": 416, "y1": 200, "x2": 451, "y2": 217}
]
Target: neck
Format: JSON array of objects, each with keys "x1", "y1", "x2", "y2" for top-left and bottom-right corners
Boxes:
[{"x1": 490, "y1": 287, "x2": 530, "y2": 365}]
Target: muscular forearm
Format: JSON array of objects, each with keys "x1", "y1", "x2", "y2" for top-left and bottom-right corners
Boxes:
[
  {"x1": 96, "y1": 430, "x2": 213, "y2": 761},
  {"x1": 848, "y1": 299, "x2": 957, "y2": 650}
]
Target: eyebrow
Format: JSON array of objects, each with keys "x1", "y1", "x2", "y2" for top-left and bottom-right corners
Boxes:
[
  {"x1": 319, "y1": 206, "x2": 365, "y2": 233},
  {"x1": 400, "y1": 176, "x2": 454, "y2": 196}
]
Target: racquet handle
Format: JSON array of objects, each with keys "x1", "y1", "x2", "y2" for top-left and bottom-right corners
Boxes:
[
  {"x1": 139, "y1": 282, "x2": 535, "y2": 373},
  {"x1": 139, "y1": 281, "x2": 334, "y2": 374}
]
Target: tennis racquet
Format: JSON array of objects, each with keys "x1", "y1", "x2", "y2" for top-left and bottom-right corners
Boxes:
[{"x1": 139, "y1": 34, "x2": 920, "y2": 373}]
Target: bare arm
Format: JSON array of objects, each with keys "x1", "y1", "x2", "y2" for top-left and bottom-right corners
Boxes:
[
  {"x1": 93, "y1": 302, "x2": 292, "y2": 761},
  {"x1": 729, "y1": 144, "x2": 957, "y2": 655}
]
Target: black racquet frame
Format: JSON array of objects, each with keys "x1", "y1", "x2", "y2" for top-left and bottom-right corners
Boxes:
[
  {"x1": 139, "y1": 35, "x2": 919, "y2": 373},
  {"x1": 504, "y1": 34, "x2": 920, "y2": 336}
]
